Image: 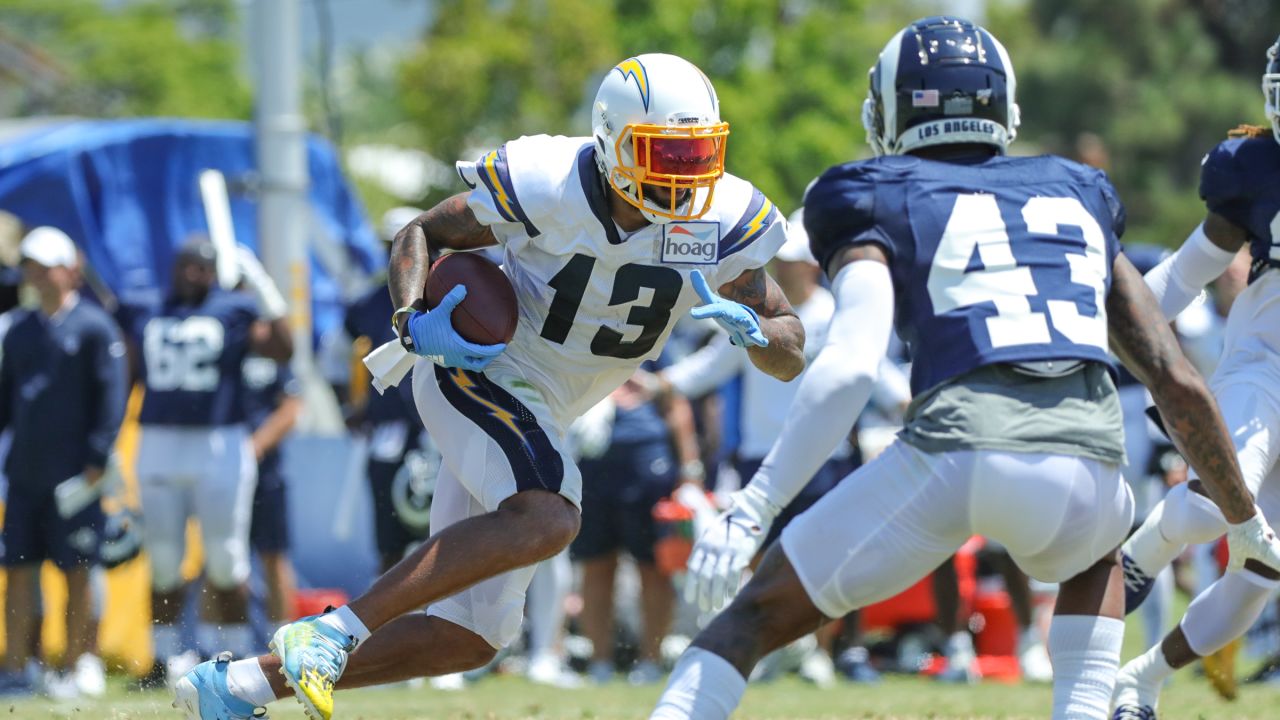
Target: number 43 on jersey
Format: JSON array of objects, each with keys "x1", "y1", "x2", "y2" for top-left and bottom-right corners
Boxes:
[{"x1": 927, "y1": 193, "x2": 1109, "y2": 350}]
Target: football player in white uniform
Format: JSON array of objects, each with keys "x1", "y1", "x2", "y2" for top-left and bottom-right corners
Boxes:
[
  {"x1": 1111, "y1": 35, "x2": 1280, "y2": 718},
  {"x1": 174, "y1": 53, "x2": 805, "y2": 720}
]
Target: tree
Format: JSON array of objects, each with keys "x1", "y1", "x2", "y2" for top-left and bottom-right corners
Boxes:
[
  {"x1": 998, "y1": 0, "x2": 1280, "y2": 245},
  {"x1": 0, "y1": 0, "x2": 251, "y2": 120},
  {"x1": 396, "y1": 0, "x2": 917, "y2": 211}
]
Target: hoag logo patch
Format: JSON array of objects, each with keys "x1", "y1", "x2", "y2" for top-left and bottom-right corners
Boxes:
[{"x1": 661, "y1": 222, "x2": 719, "y2": 265}]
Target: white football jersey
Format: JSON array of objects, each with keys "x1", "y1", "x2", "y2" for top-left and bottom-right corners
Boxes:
[{"x1": 455, "y1": 134, "x2": 786, "y2": 428}]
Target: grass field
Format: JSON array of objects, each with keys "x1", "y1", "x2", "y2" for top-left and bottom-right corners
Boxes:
[{"x1": 7, "y1": 671, "x2": 1280, "y2": 720}]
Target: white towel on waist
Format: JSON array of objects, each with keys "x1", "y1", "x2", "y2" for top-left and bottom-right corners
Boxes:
[{"x1": 364, "y1": 339, "x2": 418, "y2": 394}]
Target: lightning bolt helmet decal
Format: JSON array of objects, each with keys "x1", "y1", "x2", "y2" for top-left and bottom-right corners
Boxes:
[{"x1": 614, "y1": 57, "x2": 651, "y2": 112}]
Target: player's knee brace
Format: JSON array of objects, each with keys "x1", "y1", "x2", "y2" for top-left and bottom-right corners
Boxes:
[{"x1": 1158, "y1": 481, "x2": 1227, "y2": 546}]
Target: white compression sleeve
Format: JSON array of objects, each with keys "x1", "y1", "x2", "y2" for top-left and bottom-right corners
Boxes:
[
  {"x1": 1142, "y1": 224, "x2": 1237, "y2": 321},
  {"x1": 746, "y1": 260, "x2": 895, "y2": 510}
]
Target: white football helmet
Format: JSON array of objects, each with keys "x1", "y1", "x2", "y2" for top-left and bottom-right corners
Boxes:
[
  {"x1": 1264, "y1": 36, "x2": 1280, "y2": 144},
  {"x1": 592, "y1": 53, "x2": 729, "y2": 223}
]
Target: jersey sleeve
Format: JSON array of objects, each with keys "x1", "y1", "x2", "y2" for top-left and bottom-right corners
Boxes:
[
  {"x1": 802, "y1": 167, "x2": 893, "y2": 275},
  {"x1": 1095, "y1": 170, "x2": 1127, "y2": 241},
  {"x1": 711, "y1": 186, "x2": 786, "y2": 285},
  {"x1": 455, "y1": 136, "x2": 557, "y2": 240},
  {"x1": 1199, "y1": 140, "x2": 1252, "y2": 228},
  {"x1": 1092, "y1": 169, "x2": 1126, "y2": 266}
]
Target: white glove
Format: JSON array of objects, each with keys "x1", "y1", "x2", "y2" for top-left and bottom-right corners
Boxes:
[
  {"x1": 234, "y1": 245, "x2": 287, "y2": 320},
  {"x1": 684, "y1": 485, "x2": 781, "y2": 613},
  {"x1": 1226, "y1": 509, "x2": 1280, "y2": 572},
  {"x1": 673, "y1": 483, "x2": 720, "y2": 542}
]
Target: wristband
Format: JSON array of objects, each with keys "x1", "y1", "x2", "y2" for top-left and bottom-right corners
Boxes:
[{"x1": 392, "y1": 306, "x2": 417, "y2": 352}]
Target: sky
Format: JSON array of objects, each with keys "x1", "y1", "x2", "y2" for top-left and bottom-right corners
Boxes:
[{"x1": 296, "y1": 0, "x2": 432, "y2": 55}]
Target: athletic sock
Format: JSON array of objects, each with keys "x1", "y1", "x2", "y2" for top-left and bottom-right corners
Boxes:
[
  {"x1": 1117, "y1": 642, "x2": 1175, "y2": 709},
  {"x1": 1048, "y1": 615, "x2": 1123, "y2": 720},
  {"x1": 650, "y1": 648, "x2": 747, "y2": 720},
  {"x1": 226, "y1": 658, "x2": 278, "y2": 707},
  {"x1": 317, "y1": 604, "x2": 372, "y2": 645}
]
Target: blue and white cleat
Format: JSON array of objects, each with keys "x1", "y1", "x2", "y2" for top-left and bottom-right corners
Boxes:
[
  {"x1": 1121, "y1": 551, "x2": 1156, "y2": 614},
  {"x1": 172, "y1": 652, "x2": 267, "y2": 719},
  {"x1": 270, "y1": 615, "x2": 355, "y2": 720}
]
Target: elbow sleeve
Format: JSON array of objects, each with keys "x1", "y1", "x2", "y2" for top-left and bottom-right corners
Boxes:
[
  {"x1": 1143, "y1": 224, "x2": 1237, "y2": 321},
  {"x1": 748, "y1": 260, "x2": 894, "y2": 510}
]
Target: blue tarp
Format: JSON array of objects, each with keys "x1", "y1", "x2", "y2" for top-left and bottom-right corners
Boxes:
[{"x1": 0, "y1": 118, "x2": 382, "y2": 341}]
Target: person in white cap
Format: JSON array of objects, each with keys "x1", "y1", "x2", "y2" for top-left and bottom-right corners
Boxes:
[{"x1": 0, "y1": 227, "x2": 128, "y2": 698}]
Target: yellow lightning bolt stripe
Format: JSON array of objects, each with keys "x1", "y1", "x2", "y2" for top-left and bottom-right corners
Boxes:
[
  {"x1": 482, "y1": 150, "x2": 518, "y2": 221},
  {"x1": 450, "y1": 369, "x2": 525, "y2": 440},
  {"x1": 614, "y1": 58, "x2": 650, "y2": 111},
  {"x1": 729, "y1": 199, "x2": 775, "y2": 252}
]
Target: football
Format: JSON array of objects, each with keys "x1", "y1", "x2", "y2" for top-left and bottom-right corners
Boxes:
[{"x1": 424, "y1": 251, "x2": 518, "y2": 345}]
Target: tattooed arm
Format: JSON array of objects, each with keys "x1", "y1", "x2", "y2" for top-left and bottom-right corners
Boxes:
[
  {"x1": 718, "y1": 267, "x2": 805, "y2": 381},
  {"x1": 1107, "y1": 252, "x2": 1257, "y2": 523},
  {"x1": 389, "y1": 192, "x2": 498, "y2": 336}
]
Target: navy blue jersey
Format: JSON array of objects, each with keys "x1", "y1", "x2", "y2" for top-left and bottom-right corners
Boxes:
[
  {"x1": 806, "y1": 154, "x2": 1124, "y2": 394},
  {"x1": 0, "y1": 299, "x2": 128, "y2": 488},
  {"x1": 242, "y1": 356, "x2": 301, "y2": 481},
  {"x1": 122, "y1": 290, "x2": 258, "y2": 426},
  {"x1": 1199, "y1": 136, "x2": 1280, "y2": 280},
  {"x1": 345, "y1": 283, "x2": 418, "y2": 426}
]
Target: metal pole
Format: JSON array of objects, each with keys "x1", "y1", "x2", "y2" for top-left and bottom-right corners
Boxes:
[{"x1": 253, "y1": 0, "x2": 311, "y2": 367}]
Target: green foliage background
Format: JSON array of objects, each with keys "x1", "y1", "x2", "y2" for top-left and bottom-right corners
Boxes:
[{"x1": 4, "y1": 0, "x2": 1280, "y2": 247}]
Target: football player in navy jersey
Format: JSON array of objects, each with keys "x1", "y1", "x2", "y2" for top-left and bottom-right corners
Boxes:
[
  {"x1": 1111, "y1": 34, "x2": 1280, "y2": 718},
  {"x1": 176, "y1": 53, "x2": 805, "y2": 720},
  {"x1": 122, "y1": 238, "x2": 291, "y2": 685},
  {"x1": 648, "y1": 17, "x2": 1280, "y2": 720}
]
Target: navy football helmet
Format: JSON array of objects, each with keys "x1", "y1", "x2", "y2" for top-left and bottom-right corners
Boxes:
[
  {"x1": 862, "y1": 16, "x2": 1020, "y2": 156},
  {"x1": 1264, "y1": 34, "x2": 1280, "y2": 143}
]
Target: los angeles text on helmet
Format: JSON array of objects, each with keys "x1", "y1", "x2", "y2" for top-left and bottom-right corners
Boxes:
[{"x1": 916, "y1": 119, "x2": 999, "y2": 141}]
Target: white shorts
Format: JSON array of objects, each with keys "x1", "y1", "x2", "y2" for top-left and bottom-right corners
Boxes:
[
  {"x1": 781, "y1": 441, "x2": 1133, "y2": 619},
  {"x1": 1197, "y1": 377, "x2": 1280, "y2": 521},
  {"x1": 412, "y1": 360, "x2": 582, "y2": 648},
  {"x1": 1206, "y1": 272, "x2": 1280, "y2": 518},
  {"x1": 136, "y1": 424, "x2": 257, "y2": 592}
]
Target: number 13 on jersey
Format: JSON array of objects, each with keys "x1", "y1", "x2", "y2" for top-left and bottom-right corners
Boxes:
[{"x1": 926, "y1": 193, "x2": 1110, "y2": 350}]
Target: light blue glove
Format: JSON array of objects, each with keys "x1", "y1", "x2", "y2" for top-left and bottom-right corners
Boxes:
[
  {"x1": 689, "y1": 269, "x2": 768, "y2": 348},
  {"x1": 406, "y1": 285, "x2": 507, "y2": 371}
]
